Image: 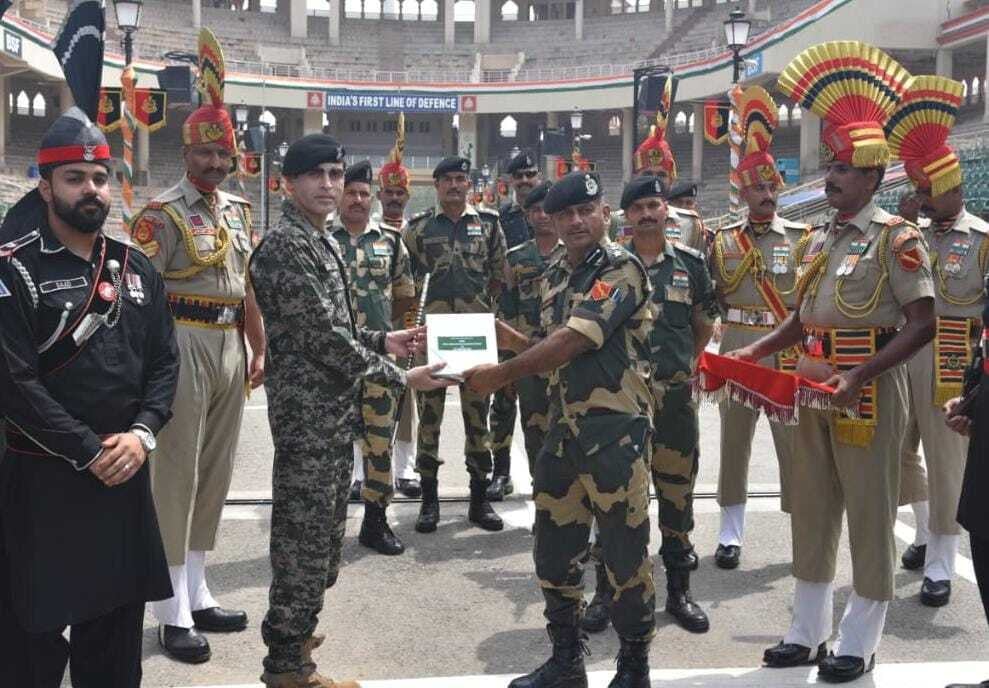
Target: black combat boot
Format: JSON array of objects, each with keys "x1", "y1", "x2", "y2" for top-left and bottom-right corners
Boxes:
[
  {"x1": 468, "y1": 479, "x2": 504, "y2": 531},
  {"x1": 358, "y1": 503, "x2": 405, "y2": 555},
  {"x1": 507, "y1": 624, "x2": 589, "y2": 688},
  {"x1": 664, "y1": 566, "x2": 710, "y2": 633},
  {"x1": 415, "y1": 477, "x2": 440, "y2": 533},
  {"x1": 486, "y1": 450, "x2": 514, "y2": 501},
  {"x1": 608, "y1": 636, "x2": 651, "y2": 688},
  {"x1": 581, "y1": 563, "x2": 612, "y2": 633}
]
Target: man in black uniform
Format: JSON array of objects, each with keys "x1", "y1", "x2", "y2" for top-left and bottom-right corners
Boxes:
[
  {"x1": 0, "y1": 16, "x2": 179, "y2": 683},
  {"x1": 489, "y1": 149, "x2": 542, "y2": 500}
]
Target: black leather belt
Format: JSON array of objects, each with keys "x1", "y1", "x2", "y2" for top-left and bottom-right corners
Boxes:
[{"x1": 167, "y1": 295, "x2": 244, "y2": 328}]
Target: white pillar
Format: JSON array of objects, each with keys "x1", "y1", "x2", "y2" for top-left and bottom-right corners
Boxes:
[
  {"x1": 747, "y1": 0, "x2": 756, "y2": 14},
  {"x1": 935, "y1": 48, "x2": 953, "y2": 78},
  {"x1": 664, "y1": 0, "x2": 674, "y2": 33},
  {"x1": 303, "y1": 108, "x2": 324, "y2": 135},
  {"x1": 137, "y1": 124, "x2": 150, "y2": 184},
  {"x1": 0, "y1": 77, "x2": 7, "y2": 165},
  {"x1": 328, "y1": 0, "x2": 341, "y2": 45},
  {"x1": 575, "y1": 0, "x2": 583, "y2": 40},
  {"x1": 692, "y1": 102, "x2": 704, "y2": 183},
  {"x1": 984, "y1": 34, "x2": 989, "y2": 123},
  {"x1": 444, "y1": 0, "x2": 455, "y2": 45},
  {"x1": 59, "y1": 82, "x2": 73, "y2": 113},
  {"x1": 290, "y1": 0, "x2": 307, "y2": 38},
  {"x1": 621, "y1": 107, "x2": 633, "y2": 183},
  {"x1": 799, "y1": 109, "x2": 821, "y2": 176},
  {"x1": 459, "y1": 112, "x2": 478, "y2": 166},
  {"x1": 192, "y1": 0, "x2": 202, "y2": 29},
  {"x1": 474, "y1": 0, "x2": 490, "y2": 43},
  {"x1": 546, "y1": 111, "x2": 558, "y2": 128}
]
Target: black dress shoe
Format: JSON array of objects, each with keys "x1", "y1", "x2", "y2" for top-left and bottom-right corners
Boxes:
[
  {"x1": 396, "y1": 478, "x2": 422, "y2": 498},
  {"x1": 818, "y1": 654, "x2": 875, "y2": 683},
  {"x1": 486, "y1": 474, "x2": 514, "y2": 501},
  {"x1": 921, "y1": 577, "x2": 951, "y2": 607},
  {"x1": 191, "y1": 607, "x2": 248, "y2": 632},
  {"x1": 763, "y1": 641, "x2": 827, "y2": 668},
  {"x1": 349, "y1": 480, "x2": 362, "y2": 503},
  {"x1": 901, "y1": 543, "x2": 926, "y2": 570},
  {"x1": 715, "y1": 544, "x2": 740, "y2": 570},
  {"x1": 159, "y1": 625, "x2": 211, "y2": 663}
]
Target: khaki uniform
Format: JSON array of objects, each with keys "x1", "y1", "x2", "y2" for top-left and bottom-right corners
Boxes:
[
  {"x1": 331, "y1": 221, "x2": 415, "y2": 507},
  {"x1": 712, "y1": 215, "x2": 808, "y2": 514},
  {"x1": 131, "y1": 176, "x2": 254, "y2": 566},
  {"x1": 792, "y1": 202, "x2": 933, "y2": 601},
  {"x1": 899, "y1": 209, "x2": 987, "y2": 536}
]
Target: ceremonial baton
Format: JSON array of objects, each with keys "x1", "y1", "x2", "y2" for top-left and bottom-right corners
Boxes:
[{"x1": 392, "y1": 272, "x2": 431, "y2": 448}]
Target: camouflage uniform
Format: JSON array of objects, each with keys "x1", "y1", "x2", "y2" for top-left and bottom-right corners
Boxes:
[
  {"x1": 627, "y1": 240, "x2": 719, "y2": 562},
  {"x1": 404, "y1": 204, "x2": 507, "y2": 481},
  {"x1": 533, "y1": 241, "x2": 656, "y2": 639},
  {"x1": 499, "y1": 238, "x2": 566, "y2": 471},
  {"x1": 250, "y1": 200, "x2": 406, "y2": 674},
  {"x1": 608, "y1": 206, "x2": 708, "y2": 254},
  {"x1": 330, "y1": 220, "x2": 415, "y2": 507}
]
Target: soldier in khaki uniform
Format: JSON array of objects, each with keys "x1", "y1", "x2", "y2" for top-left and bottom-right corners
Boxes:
[
  {"x1": 130, "y1": 29, "x2": 264, "y2": 664},
  {"x1": 404, "y1": 156, "x2": 508, "y2": 534},
  {"x1": 331, "y1": 161, "x2": 416, "y2": 556},
  {"x1": 885, "y1": 76, "x2": 984, "y2": 606},
  {"x1": 710, "y1": 86, "x2": 807, "y2": 570},
  {"x1": 732, "y1": 43, "x2": 936, "y2": 682}
]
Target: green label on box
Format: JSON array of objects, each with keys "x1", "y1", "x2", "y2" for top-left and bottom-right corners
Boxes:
[{"x1": 437, "y1": 336, "x2": 487, "y2": 351}]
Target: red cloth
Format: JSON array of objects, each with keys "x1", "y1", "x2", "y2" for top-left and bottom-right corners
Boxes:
[{"x1": 694, "y1": 351, "x2": 836, "y2": 424}]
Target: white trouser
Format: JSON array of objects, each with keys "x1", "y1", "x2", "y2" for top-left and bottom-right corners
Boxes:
[
  {"x1": 784, "y1": 580, "x2": 886, "y2": 659},
  {"x1": 393, "y1": 439, "x2": 417, "y2": 481},
  {"x1": 718, "y1": 504, "x2": 746, "y2": 547},
  {"x1": 925, "y1": 533, "x2": 960, "y2": 582},
  {"x1": 152, "y1": 551, "x2": 219, "y2": 628},
  {"x1": 911, "y1": 500, "x2": 930, "y2": 546},
  {"x1": 351, "y1": 443, "x2": 364, "y2": 482}
]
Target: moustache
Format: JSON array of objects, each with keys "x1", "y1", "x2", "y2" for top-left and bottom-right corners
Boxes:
[
  {"x1": 761, "y1": 199, "x2": 776, "y2": 207},
  {"x1": 77, "y1": 197, "x2": 108, "y2": 212},
  {"x1": 825, "y1": 184, "x2": 842, "y2": 194}
]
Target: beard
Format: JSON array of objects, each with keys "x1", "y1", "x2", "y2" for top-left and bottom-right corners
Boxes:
[{"x1": 52, "y1": 194, "x2": 110, "y2": 234}]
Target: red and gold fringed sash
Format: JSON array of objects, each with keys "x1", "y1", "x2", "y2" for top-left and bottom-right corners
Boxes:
[{"x1": 934, "y1": 316, "x2": 974, "y2": 407}]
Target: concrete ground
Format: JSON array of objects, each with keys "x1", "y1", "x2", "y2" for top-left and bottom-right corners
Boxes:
[{"x1": 78, "y1": 388, "x2": 989, "y2": 687}]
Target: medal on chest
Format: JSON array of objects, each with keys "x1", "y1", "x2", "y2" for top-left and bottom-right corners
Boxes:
[
  {"x1": 125, "y1": 272, "x2": 145, "y2": 303},
  {"x1": 466, "y1": 219, "x2": 484, "y2": 237},
  {"x1": 944, "y1": 239, "x2": 971, "y2": 275},
  {"x1": 836, "y1": 240, "x2": 869, "y2": 277},
  {"x1": 671, "y1": 269, "x2": 690, "y2": 290},
  {"x1": 372, "y1": 240, "x2": 393, "y2": 257},
  {"x1": 187, "y1": 213, "x2": 215, "y2": 236},
  {"x1": 803, "y1": 232, "x2": 827, "y2": 263},
  {"x1": 664, "y1": 222, "x2": 682, "y2": 242},
  {"x1": 223, "y1": 209, "x2": 244, "y2": 231},
  {"x1": 771, "y1": 244, "x2": 790, "y2": 274}
]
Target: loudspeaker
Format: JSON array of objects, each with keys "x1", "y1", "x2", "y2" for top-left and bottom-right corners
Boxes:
[
  {"x1": 637, "y1": 73, "x2": 677, "y2": 112},
  {"x1": 156, "y1": 66, "x2": 195, "y2": 105},
  {"x1": 243, "y1": 125, "x2": 266, "y2": 153}
]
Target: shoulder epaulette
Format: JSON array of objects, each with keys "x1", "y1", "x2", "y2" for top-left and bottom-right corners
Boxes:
[
  {"x1": 506, "y1": 240, "x2": 532, "y2": 256},
  {"x1": 716, "y1": 220, "x2": 746, "y2": 232},
  {"x1": 408, "y1": 209, "x2": 434, "y2": 225},
  {"x1": 781, "y1": 218, "x2": 811, "y2": 231},
  {"x1": 477, "y1": 207, "x2": 500, "y2": 220},
  {"x1": 0, "y1": 229, "x2": 40, "y2": 257},
  {"x1": 674, "y1": 244, "x2": 705, "y2": 262},
  {"x1": 143, "y1": 201, "x2": 165, "y2": 211},
  {"x1": 380, "y1": 225, "x2": 404, "y2": 241},
  {"x1": 892, "y1": 226, "x2": 924, "y2": 252},
  {"x1": 670, "y1": 206, "x2": 700, "y2": 219},
  {"x1": 221, "y1": 191, "x2": 251, "y2": 207},
  {"x1": 963, "y1": 214, "x2": 989, "y2": 235},
  {"x1": 152, "y1": 184, "x2": 184, "y2": 205}
]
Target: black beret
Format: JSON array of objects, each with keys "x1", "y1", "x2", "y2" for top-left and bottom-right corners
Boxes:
[
  {"x1": 668, "y1": 180, "x2": 698, "y2": 201},
  {"x1": 345, "y1": 160, "x2": 373, "y2": 186},
  {"x1": 433, "y1": 156, "x2": 471, "y2": 178},
  {"x1": 542, "y1": 171, "x2": 602, "y2": 214},
  {"x1": 506, "y1": 150, "x2": 537, "y2": 174},
  {"x1": 282, "y1": 134, "x2": 345, "y2": 176},
  {"x1": 522, "y1": 180, "x2": 552, "y2": 211},
  {"x1": 620, "y1": 175, "x2": 669, "y2": 211}
]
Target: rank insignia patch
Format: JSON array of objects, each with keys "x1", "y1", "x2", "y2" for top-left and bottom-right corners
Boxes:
[{"x1": 589, "y1": 280, "x2": 614, "y2": 301}]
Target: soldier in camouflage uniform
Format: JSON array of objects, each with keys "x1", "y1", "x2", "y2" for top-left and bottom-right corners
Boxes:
[
  {"x1": 467, "y1": 171, "x2": 656, "y2": 688},
  {"x1": 488, "y1": 150, "x2": 544, "y2": 500},
  {"x1": 584, "y1": 176, "x2": 718, "y2": 638},
  {"x1": 330, "y1": 161, "x2": 416, "y2": 556},
  {"x1": 250, "y1": 135, "x2": 451, "y2": 688},
  {"x1": 404, "y1": 156, "x2": 508, "y2": 534},
  {"x1": 498, "y1": 180, "x2": 564, "y2": 474}
]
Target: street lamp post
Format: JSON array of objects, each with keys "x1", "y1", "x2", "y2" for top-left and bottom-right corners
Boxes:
[
  {"x1": 112, "y1": 0, "x2": 143, "y2": 64},
  {"x1": 723, "y1": 8, "x2": 751, "y2": 217},
  {"x1": 723, "y1": 9, "x2": 752, "y2": 85},
  {"x1": 258, "y1": 110, "x2": 276, "y2": 234}
]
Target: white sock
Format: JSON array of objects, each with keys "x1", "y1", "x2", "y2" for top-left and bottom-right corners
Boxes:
[
  {"x1": 783, "y1": 579, "x2": 833, "y2": 650},
  {"x1": 393, "y1": 439, "x2": 418, "y2": 481},
  {"x1": 718, "y1": 504, "x2": 746, "y2": 547},
  {"x1": 834, "y1": 592, "x2": 888, "y2": 659},
  {"x1": 911, "y1": 501, "x2": 930, "y2": 546},
  {"x1": 187, "y1": 550, "x2": 220, "y2": 612},
  {"x1": 351, "y1": 442, "x2": 365, "y2": 483},
  {"x1": 924, "y1": 533, "x2": 960, "y2": 582},
  {"x1": 152, "y1": 563, "x2": 193, "y2": 628}
]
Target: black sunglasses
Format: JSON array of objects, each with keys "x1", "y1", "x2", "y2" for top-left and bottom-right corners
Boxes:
[{"x1": 512, "y1": 170, "x2": 539, "y2": 180}]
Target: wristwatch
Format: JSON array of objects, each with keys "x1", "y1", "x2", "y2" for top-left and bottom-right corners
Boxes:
[{"x1": 130, "y1": 427, "x2": 157, "y2": 454}]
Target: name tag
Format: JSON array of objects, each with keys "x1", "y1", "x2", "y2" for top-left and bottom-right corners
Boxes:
[{"x1": 39, "y1": 276, "x2": 88, "y2": 294}]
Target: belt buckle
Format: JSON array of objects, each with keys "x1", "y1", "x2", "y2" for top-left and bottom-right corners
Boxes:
[
  {"x1": 744, "y1": 310, "x2": 759, "y2": 326},
  {"x1": 805, "y1": 334, "x2": 825, "y2": 358},
  {"x1": 218, "y1": 306, "x2": 236, "y2": 325}
]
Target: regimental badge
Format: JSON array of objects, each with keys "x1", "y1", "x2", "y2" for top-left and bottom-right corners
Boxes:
[
  {"x1": 672, "y1": 269, "x2": 690, "y2": 290},
  {"x1": 585, "y1": 175, "x2": 599, "y2": 196},
  {"x1": 125, "y1": 272, "x2": 145, "y2": 303},
  {"x1": 0, "y1": 277, "x2": 9, "y2": 298},
  {"x1": 772, "y1": 244, "x2": 790, "y2": 275},
  {"x1": 98, "y1": 281, "x2": 117, "y2": 302},
  {"x1": 589, "y1": 279, "x2": 614, "y2": 301},
  {"x1": 83, "y1": 144, "x2": 96, "y2": 161},
  {"x1": 837, "y1": 240, "x2": 869, "y2": 277}
]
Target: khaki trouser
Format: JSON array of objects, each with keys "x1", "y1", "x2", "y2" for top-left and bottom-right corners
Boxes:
[
  {"x1": 718, "y1": 323, "x2": 795, "y2": 512},
  {"x1": 898, "y1": 340, "x2": 968, "y2": 534},
  {"x1": 152, "y1": 325, "x2": 246, "y2": 566},
  {"x1": 790, "y1": 365, "x2": 909, "y2": 601},
  {"x1": 898, "y1": 422, "x2": 929, "y2": 506}
]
